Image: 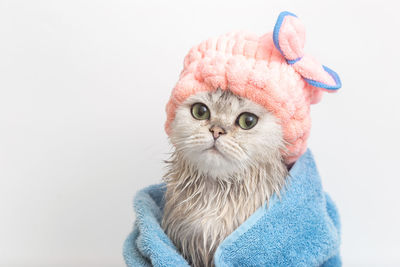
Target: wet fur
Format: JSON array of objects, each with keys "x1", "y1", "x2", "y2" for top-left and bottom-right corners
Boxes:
[{"x1": 161, "y1": 88, "x2": 288, "y2": 267}]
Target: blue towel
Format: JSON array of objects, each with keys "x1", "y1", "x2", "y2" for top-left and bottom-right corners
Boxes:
[{"x1": 123, "y1": 149, "x2": 341, "y2": 266}]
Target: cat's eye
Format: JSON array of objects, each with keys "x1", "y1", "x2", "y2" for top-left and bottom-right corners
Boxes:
[
  {"x1": 191, "y1": 103, "x2": 210, "y2": 120},
  {"x1": 236, "y1": 112, "x2": 258, "y2": 130}
]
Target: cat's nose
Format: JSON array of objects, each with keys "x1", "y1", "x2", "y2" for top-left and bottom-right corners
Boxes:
[{"x1": 209, "y1": 125, "x2": 226, "y2": 140}]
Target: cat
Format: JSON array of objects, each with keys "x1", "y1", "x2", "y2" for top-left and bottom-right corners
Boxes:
[
  {"x1": 161, "y1": 87, "x2": 289, "y2": 267},
  {"x1": 124, "y1": 11, "x2": 342, "y2": 267}
]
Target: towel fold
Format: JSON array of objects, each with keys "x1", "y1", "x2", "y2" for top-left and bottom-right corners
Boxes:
[{"x1": 123, "y1": 149, "x2": 341, "y2": 266}]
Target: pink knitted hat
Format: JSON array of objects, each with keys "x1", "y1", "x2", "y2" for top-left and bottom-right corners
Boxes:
[{"x1": 164, "y1": 11, "x2": 341, "y2": 164}]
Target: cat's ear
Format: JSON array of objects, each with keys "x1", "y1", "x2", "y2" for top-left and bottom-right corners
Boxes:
[{"x1": 273, "y1": 11, "x2": 342, "y2": 103}]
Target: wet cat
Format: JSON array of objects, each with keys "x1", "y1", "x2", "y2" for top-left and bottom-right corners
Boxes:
[
  {"x1": 161, "y1": 87, "x2": 288, "y2": 267},
  {"x1": 125, "y1": 11, "x2": 342, "y2": 267}
]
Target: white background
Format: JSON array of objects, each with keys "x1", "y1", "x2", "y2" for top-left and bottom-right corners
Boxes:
[{"x1": 1, "y1": 0, "x2": 399, "y2": 266}]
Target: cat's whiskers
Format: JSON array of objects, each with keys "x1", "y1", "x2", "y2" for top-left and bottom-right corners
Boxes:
[
  {"x1": 172, "y1": 136, "x2": 209, "y2": 148},
  {"x1": 162, "y1": 88, "x2": 288, "y2": 267}
]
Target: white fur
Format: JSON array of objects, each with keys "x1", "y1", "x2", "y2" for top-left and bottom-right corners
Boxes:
[{"x1": 162, "y1": 88, "x2": 288, "y2": 267}]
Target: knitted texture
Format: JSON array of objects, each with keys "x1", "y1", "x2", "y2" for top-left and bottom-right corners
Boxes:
[{"x1": 164, "y1": 11, "x2": 341, "y2": 163}]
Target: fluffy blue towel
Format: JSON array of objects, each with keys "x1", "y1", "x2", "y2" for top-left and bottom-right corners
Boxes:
[{"x1": 123, "y1": 149, "x2": 341, "y2": 266}]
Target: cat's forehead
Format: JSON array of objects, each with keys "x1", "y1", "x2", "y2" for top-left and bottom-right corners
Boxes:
[{"x1": 184, "y1": 88, "x2": 268, "y2": 116}]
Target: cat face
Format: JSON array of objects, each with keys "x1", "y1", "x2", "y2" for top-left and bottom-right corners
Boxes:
[{"x1": 169, "y1": 88, "x2": 285, "y2": 180}]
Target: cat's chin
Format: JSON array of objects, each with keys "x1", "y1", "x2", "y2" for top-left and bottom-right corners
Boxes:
[
  {"x1": 186, "y1": 149, "x2": 240, "y2": 180},
  {"x1": 203, "y1": 145, "x2": 225, "y2": 157},
  {"x1": 201, "y1": 145, "x2": 230, "y2": 164}
]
